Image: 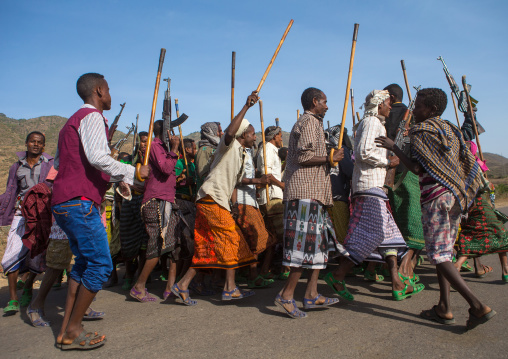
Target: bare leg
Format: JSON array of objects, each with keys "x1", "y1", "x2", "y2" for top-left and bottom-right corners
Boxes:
[
  {"x1": 224, "y1": 269, "x2": 237, "y2": 292},
  {"x1": 433, "y1": 266, "x2": 454, "y2": 320},
  {"x1": 499, "y1": 252, "x2": 508, "y2": 277},
  {"x1": 454, "y1": 256, "x2": 468, "y2": 271},
  {"x1": 279, "y1": 267, "x2": 304, "y2": 312},
  {"x1": 303, "y1": 269, "x2": 323, "y2": 302},
  {"x1": 31, "y1": 268, "x2": 62, "y2": 310},
  {"x1": 57, "y1": 278, "x2": 79, "y2": 343},
  {"x1": 399, "y1": 248, "x2": 414, "y2": 277},
  {"x1": 260, "y1": 246, "x2": 275, "y2": 276},
  {"x1": 386, "y1": 256, "x2": 410, "y2": 292},
  {"x1": 331, "y1": 258, "x2": 356, "y2": 291},
  {"x1": 132, "y1": 257, "x2": 158, "y2": 297},
  {"x1": 436, "y1": 261, "x2": 491, "y2": 317},
  {"x1": 7, "y1": 270, "x2": 19, "y2": 301},
  {"x1": 164, "y1": 259, "x2": 178, "y2": 293},
  {"x1": 59, "y1": 282, "x2": 104, "y2": 346}
]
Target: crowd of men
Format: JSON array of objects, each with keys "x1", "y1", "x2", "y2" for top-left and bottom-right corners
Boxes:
[{"x1": 1, "y1": 72, "x2": 507, "y2": 350}]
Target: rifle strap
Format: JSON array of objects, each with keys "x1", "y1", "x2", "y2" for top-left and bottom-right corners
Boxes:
[{"x1": 392, "y1": 169, "x2": 408, "y2": 191}]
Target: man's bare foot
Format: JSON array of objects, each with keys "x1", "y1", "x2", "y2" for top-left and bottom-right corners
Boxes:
[{"x1": 58, "y1": 329, "x2": 105, "y2": 346}]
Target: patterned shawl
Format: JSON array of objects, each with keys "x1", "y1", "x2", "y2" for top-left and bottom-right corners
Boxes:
[
  {"x1": 198, "y1": 122, "x2": 221, "y2": 149},
  {"x1": 409, "y1": 117, "x2": 483, "y2": 213}
]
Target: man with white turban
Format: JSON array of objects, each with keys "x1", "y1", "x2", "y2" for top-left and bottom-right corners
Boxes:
[
  {"x1": 171, "y1": 91, "x2": 262, "y2": 305},
  {"x1": 325, "y1": 90, "x2": 425, "y2": 302}
]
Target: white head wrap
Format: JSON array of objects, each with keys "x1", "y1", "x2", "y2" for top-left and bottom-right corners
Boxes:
[
  {"x1": 235, "y1": 118, "x2": 251, "y2": 138},
  {"x1": 361, "y1": 90, "x2": 390, "y2": 119}
]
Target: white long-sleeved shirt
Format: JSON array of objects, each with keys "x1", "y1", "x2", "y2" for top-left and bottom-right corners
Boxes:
[
  {"x1": 352, "y1": 115, "x2": 389, "y2": 193},
  {"x1": 256, "y1": 141, "x2": 283, "y2": 205},
  {"x1": 54, "y1": 104, "x2": 135, "y2": 185}
]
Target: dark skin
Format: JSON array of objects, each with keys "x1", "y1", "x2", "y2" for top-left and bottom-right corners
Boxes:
[
  {"x1": 267, "y1": 132, "x2": 285, "y2": 190},
  {"x1": 375, "y1": 95, "x2": 492, "y2": 322},
  {"x1": 58, "y1": 79, "x2": 149, "y2": 347},
  {"x1": 25, "y1": 134, "x2": 45, "y2": 166},
  {"x1": 175, "y1": 91, "x2": 260, "y2": 301}
]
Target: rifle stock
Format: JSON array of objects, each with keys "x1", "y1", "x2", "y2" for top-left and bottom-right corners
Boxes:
[{"x1": 108, "y1": 102, "x2": 126, "y2": 142}]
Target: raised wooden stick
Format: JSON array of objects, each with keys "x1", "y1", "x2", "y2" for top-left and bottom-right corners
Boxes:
[
  {"x1": 450, "y1": 91, "x2": 461, "y2": 128},
  {"x1": 401, "y1": 60, "x2": 413, "y2": 102},
  {"x1": 336, "y1": 23, "x2": 359, "y2": 160},
  {"x1": 462, "y1": 75, "x2": 483, "y2": 161},
  {"x1": 175, "y1": 99, "x2": 192, "y2": 196},
  {"x1": 297, "y1": 109, "x2": 300, "y2": 120},
  {"x1": 356, "y1": 112, "x2": 361, "y2": 123},
  {"x1": 250, "y1": 20, "x2": 294, "y2": 105},
  {"x1": 231, "y1": 51, "x2": 236, "y2": 121},
  {"x1": 137, "y1": 48, "x2": 166, "y2": 181},
  {"x1": 350, "y1": 88, "x2": 356, "y2": 127},
  {"x1": 259, "y1": 99, "x2": 270, "y2": 205}
]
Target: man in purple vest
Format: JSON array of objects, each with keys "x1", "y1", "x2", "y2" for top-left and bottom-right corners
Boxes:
[{"x1": 52, "y1": 73, "x2": 150, "y2": 350}]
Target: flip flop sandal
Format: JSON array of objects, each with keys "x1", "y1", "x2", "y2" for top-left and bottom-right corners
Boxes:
[
  {"x1": 247, "y1": 275, "x2": 274, "y2": 289},
  {"x1": 171, "y1": 284, "x2": 197, "y2": 306},
  {"x1": 303, "y1": 294, "x2": 339, "y2": 309},
  {"x1": 392, "y1": 282, "x2": 425, "y2": 301},
  {"x1": 189, "y1": 281, "x2": 216, "y2": 296},
  {"x1": 222, "y1": 287, "x2": 255, "y2": 301},
  {"x1": 364, "y1": 270, "x2": 384, "y2": 282},
  {"x1": 27, "y1": 305, "x2": 51, "y2": 327},
  {"x1": 83, "y1": 308, "x2": 105, "y2": 320},
  {"x1": 59, "y1": 330, "x2": 106, "y2": 351},
  {"x1": 466, "y1": 308, "x2": 496, "y2": 330},
  {"x1": 274, "y1": 294, "x2": 307, "y2": 319},
  {"x1": 475, "y1": 265, "x2": 493, "y2": 278},
  {"x1": 460, "y1": 261, "x2": 474, "y2": 272},
  {"x1": 129, "y1": 288, "x2": 156, "y2": 303},
  {"x1": 323, "y1": 272, "x2": 354, "y2": 301},
  {"x1": 419, "y1": 305, "x2": 455, "y2": 325},
  {"x1": 20, "y1": 289, "x2": 32, "y2": 307},
  {"x1": 3, "y1": 300, "x2": 20, "y2": 315}
]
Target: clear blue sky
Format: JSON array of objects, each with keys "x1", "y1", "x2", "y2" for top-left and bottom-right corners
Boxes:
[{"x1": 1, "y1": 0, "x2": 507, "y2": 155}]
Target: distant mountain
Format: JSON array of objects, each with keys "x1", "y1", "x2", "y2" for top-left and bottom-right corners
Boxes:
[{"x1": 1, "y1": 113, "x2": 507, "y2": 188}]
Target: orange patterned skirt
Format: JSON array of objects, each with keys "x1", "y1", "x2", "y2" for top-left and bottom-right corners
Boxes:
[
  {"x1": 191, "y1": 196, "x2": 256, "y2": 269},
  {"x1": 236, "y1": 204, "x2": 277, "y2": 255}
]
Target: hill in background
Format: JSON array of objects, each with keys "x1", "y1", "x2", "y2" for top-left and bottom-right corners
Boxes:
[{"x1": 1, "y1": 113, "x2": 508, "y2": 188}]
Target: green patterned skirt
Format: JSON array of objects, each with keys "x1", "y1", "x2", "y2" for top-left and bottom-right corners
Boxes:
[
  {"x1": 387, "y1": 171, "x2": 425, "y2": 250},
  {"x1": 456, "y1": 192, "x2": 508, "y2": 256}
]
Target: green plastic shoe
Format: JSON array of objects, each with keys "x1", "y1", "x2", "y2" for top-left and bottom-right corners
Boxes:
[
  {"x1": 502, "y1": 274, "x2": 508, "y2": 283},
  {"x1": 364, "y1": 270, "x2": 384, "y2": 282},
  {"x1": 323, "y1": 272, "x2": 354, "y2": 301},
  {"x1": 3, "y1": 300, "x2": 20, "y2": 315},
  {"x1": 393, "y1": 282, "x2": 425, "y2": 301}
]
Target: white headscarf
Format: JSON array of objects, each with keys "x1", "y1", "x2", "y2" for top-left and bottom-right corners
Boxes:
[
  {"x1": 361, "y1": 90, "x2": 390, "y2": 119},
  {"x1": 235, "y1": 118, "x2": 251, "y2": 138}
]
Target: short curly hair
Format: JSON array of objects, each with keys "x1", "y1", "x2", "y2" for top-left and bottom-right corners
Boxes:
[
  {"x1": 301, "y1": 87, "x2": 325, "y2": 111},
  {"x1": 417, "y1": 88, "x2": 447, "y2": 116}
]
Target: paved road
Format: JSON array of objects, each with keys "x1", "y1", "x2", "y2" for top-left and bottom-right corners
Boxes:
[{"x1": 0, "y1": 208, "x2": 507, "y2": 359}]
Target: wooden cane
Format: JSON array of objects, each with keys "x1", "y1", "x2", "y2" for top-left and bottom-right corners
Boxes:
[
  {"x1": 259, "y1": 100, "x2": 270, "y2": 205},
  {"x1": 136, "y1": 48, "x2": 166, "y2": 181},
  {"x1": 231, "y1": 51, "x2": 236, "y2": 121},
  {"x1": 462, "y1": 75, "x2": 484, "y2": 162},
  {"x1": 334, "y1": 23, "x2": 359, "y2": 166},
  {"x1": 356, "y1": 112, "x2": 361, "y2": 123},
  {"x1": 297, "y1": 109, "x2": 300, "y2": 120},
  {"x1": 250, "y1": 20, "x2": 294, "y2": 105},
  {"x1": 175, "y1": 99, "x2": 192, "y2": 196},
  {"x1": 350, "y1": 88, "x2": 356, "y2": 127},
  {"x1": 401, "y1": 60, "x2": 413, "y2": 103},
  {"x1": 450, "y1": 92, "x2": 461, "y2": 128}
]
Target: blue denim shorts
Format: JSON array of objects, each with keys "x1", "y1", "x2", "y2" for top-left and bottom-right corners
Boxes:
[{"x1": 52, "y1": 199, "x2": 113, "y2": 293}]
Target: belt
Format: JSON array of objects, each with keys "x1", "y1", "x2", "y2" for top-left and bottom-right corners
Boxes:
[{"x1": 175, "y1": 193, "x2": 192, "y2": 201}]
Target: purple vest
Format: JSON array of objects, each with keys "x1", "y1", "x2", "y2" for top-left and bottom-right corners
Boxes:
[{"x1": 52, "y1": 107, "x2": 110, "y2": 206}]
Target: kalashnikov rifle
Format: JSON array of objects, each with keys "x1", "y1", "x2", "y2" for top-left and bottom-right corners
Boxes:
[
  {"x1": 437, "y1": 56, "x2": 478, "y2": 113},
  {"x1": 108, "y1": 102, "x2": 126, "y2": 143},
  {"x1": 162, "y1": 78, "x2": 173, "y2": 148},
  {"x1": 462, "y1": 75, "x2": 484, "y2": 162},
  {"x1": 384, "y1": 85, "x2": 421, "y2": 189},
  {"x1": 175, "y1": 98, "x2": 192, "y2": 196},
  {"x1": 110, "y1": 123, "x2": 135, "y2": 160},
  {"x1": 131, "y1": 114, "x2": 139, "y2": 161}
]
